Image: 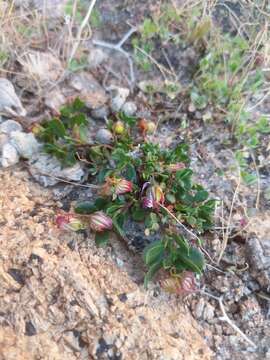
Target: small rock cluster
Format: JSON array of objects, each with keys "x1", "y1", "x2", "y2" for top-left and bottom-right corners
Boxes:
[
  {"x1": 0, "y1": 76, "x2": 138, "y2": 188},
  {"x1": 0, "y1": 126, "x2": 39, "y2": 167}
]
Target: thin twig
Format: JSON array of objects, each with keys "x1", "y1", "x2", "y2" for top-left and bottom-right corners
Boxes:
[
  {"x1": 133, "y1": 45, "x2": 174, "y2": 79},
  {"x1": 28, "y1": 169, "x2": 101, "y2": 189},
  {"x1": 93, "y1": 27, "x2": 137, "y2": 85},
  {"x1": 68, "y1": 0, "x2": 97, "y2": 64},
  {"x1": 217, "y1": 165, "x2": 241, "y2": 264},
  {"x1": 158, "y1": 203, "x2": 201, "y2": 243},
  {"x1": 251, "y1": 152, "x2": 261, "y2": 210},
  {"x1": 200, "y1": 290, "x2": 257, "y2": 348}
]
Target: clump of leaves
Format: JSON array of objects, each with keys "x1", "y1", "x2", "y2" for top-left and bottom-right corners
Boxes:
[
  {"x1": 40, "y1": 99, "x2": 215, "y2": 288},
  {"x1": 191, "y1": 25, "x2": 269, "y2": 185},
  {"x1": 37, "y1": 98, "x2": 88, "y2": 166}
]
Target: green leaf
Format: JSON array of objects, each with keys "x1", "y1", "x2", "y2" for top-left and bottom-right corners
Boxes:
[
  {"x1": 124, "y1": 163, "x2": 137, "y2": 182},
  {"x1": 95, "y1": 231, "x2": 110, "y2": 247},
  {"x1": 47, "y1": 118, "x2": 66, "y2": 138},
  {"x1": 144, "y1": 260, "x2": 163, "y2": 288},
  {"x1": 93, "y1": 197, "x2": 107, "y2": 210},
  {"x1": 119, "y1": 112, "x2": 137, "y2": 126},
  {"x1": 190, "y1": 90, "x2": 208, "y2": 110},
  {"x1": 75, "y1": 202, "x2": 97, "y2": 214},
  {"x1": 143, "y1": 240, "x2": 164, "y2": 266},
  {"x1": 177, "y1": 247, "x2": 205, "y2": 274},
  {"x1": 193, "y1": 190, "x2": 209, "y2": 202},
  {"x1": 190, "y1": 17, "x2": 211, "y2": 41},
  {"x1": 141, "y1": 18, "x2": 158, "y2": 39},
  {"x1": 131, "y1": 206, "x2": 145, "y2": 221},
  {"x1": 90, "y1": 8, "x2": 102, "y2": 28},
  {"x1": 71, "y1": 113, "x2": 87, "y2": 127},
  {"x1": 166, "y1": 193, "x2": 176, "y2": 204},
  {"x1": 172, "y1": 234, "x2": 189, "y2": 252},
  {"x1": 72, "y1": 98, "x2": 86, "y2": 111},
  {"x1": 112, "y1": 216, "x2": 126, "y2": 239},
  {"x1": 106, "y1": 204, "x2": 124, "y2": 217}
]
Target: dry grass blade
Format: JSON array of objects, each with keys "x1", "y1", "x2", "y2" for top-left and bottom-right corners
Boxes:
[{"x1": 68, "y1": 0, "x2": 98, "y2": 64}]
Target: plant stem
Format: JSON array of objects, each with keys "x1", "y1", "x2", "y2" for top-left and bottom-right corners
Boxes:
[{"x1": 158, "y1": 203, "x2": 201, "y2": 243}]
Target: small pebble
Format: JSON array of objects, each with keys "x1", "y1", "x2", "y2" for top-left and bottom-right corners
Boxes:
[
  {"x1": 91, "y1": 106, "x2": 109, "y2": 119},
  {"x1": 1, "y1": 142, "x2": 19, "y2": 167},
  {"x1": 122, "y1": 101, "x2": 137, "y2": 116},
  {"x1": 95, "y1": 128, "x2": 113, "y2": 144},
  {"x1": 0, "y1": 119, "x2": 23, "y2": 134},
  {"x1": 10, "y1": 131, "x2": 40, "y2": 159},
  {"x1": 110, "y1": 86, "x2": 130, "y2": 112}
]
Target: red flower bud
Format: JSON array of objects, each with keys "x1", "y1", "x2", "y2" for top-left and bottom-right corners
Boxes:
[
  {"x1": 115, "y1": 178, "x2": 133, "y2": 195},
  {"x1": 160, "y1": 271, "x2": 197, "y2": 295},
  {"x1": 142, "y1": 196, "x2": 154, "y2": 209},
  {"x1": 141, "y1": 184, "x2": 164, "y2": 209},
  {"x1": 56, "y1": 213, "x2": 85, "y2": 232},
  {"x1": 89, "y1": 211, "x2": 113, "y2": 232},
  {"x1": 100, "y1": 177, "x2": 133, "y2": 197}
]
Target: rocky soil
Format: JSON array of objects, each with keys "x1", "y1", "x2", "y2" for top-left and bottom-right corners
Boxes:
[
  {"x1": 0, "y1": 0, "x2": 270, "y2": 359},
  {"x1": 0, "y1": 168, "x2": 211, "y2": 360}
]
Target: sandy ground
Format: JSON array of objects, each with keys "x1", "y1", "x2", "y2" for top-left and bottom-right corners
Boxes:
[{"x1": 0, "y1": 167, "x2": 212, "y2": 360}]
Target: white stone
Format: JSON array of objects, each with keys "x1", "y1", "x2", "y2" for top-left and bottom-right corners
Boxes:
[
  {"x1": 0, "y1": 120, "x2": 23, "y2": 134},
  {"x1": 0, "y1": 134, "x2": 9, "y2": 149},
  {"x1": 44, "y1": 87, "x2": 66, "y2": 113},
  {"x1": 122, "y1": 101, "x2": 137, "y2": 116},
  {"x1": 109, "y1": 86, "x2": 130, "y2": 112},
  {"x1": 0, "y1": 78, "x2": 26, "y2": 117},
  {"x1": 194, "y1": 298, "x2": 205, "y2": 319},
  {"x1": 203, "y1": 303, "x2": 215, "y2": 321},
  {"x1": 1, "y1": 143, "x2": 19, "y2": 167},
  {"x1": 29, "y1": 153, "x2": 85, "y2": 187},
  {"x1": 69, "y1": 72, "x2": 108, "y2": 109},
  {"x1": 91, "y1": 106, "x2": 109, "y2": 120},
  {"x1": 95, "y1": 128, "x2": 113, "y2": 145},
  {"x1": 10, "y1": 131, "x2": 40, "y2": 159}
]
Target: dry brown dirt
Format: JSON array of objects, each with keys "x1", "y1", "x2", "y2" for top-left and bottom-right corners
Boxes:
[{"x1": 0, "y1": 167, "x2": 212, "y2": 360}]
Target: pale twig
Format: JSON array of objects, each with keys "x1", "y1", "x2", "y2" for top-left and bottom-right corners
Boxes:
[
  {"x1": 158, "y1": 203, "x2": 201, "y2": 243},
  {"x1": 68, "y1": 0, "x2": 97, "y2": 64},
  {"x1": 251, "y1": 152, "x2": 261, "y2": 210},
  {"x1": 93, "y1": 27, "x2": 137, "y2": 85},
  {"x1": 200, "y1": 290, "x2": 257, "y2": 348},
  {"x1": 217, "y1": 165, "x2": 241, "y2": 264},
  {"x1": 133, "y1": 45, "x2": 175, "y2": 79},
  {"x1": 29, "y1": 169, "x2": 101, "y2": 189},
  {"x1": 159, "y1": 203, "x2": 220, "y2": 265}
]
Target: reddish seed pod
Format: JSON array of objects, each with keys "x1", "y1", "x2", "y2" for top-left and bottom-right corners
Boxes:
[
  {"x1": 160, "y1": 271, "x2": 197, "y2": 295},
  {"x1": 141, "y1": 184, "x2": 164, "y2": 209},
  {"x1": 100, "y1": 177, "x2": 133, "y2": 197},
  {"x1": 115, "y1": 178, "x2": 133, "y2": 195},
  {"x1": 55, "y1": 213, "x2": 84, "y2": 231},
  {"x1": 89, "y1": 211, "x2": 113, "y2": 232},
  {"x1": 138, "y1": 119, "x2": 148, "y2": 133}
]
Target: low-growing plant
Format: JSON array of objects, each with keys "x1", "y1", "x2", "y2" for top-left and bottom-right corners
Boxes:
[
  {"x1": 190, "y1": 20, "x2": 270, "y2": 185},
  {"x1": 41, "y1": 99, "x2": 215, "y2": 289},
  {"x1": 36, "y1": 98, "x2": 89, "y2": 166}
]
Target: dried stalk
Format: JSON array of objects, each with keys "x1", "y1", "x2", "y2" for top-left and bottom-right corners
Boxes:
[
  {"x1": 68, "y1": 0, "x2": 98, "y2": 64},
  {"x1": 93, "y1": 27, "x2": 137, "y2": 85},
  {"x1": 201, "y1": 290, "x2": 257, "y2": 349}
]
